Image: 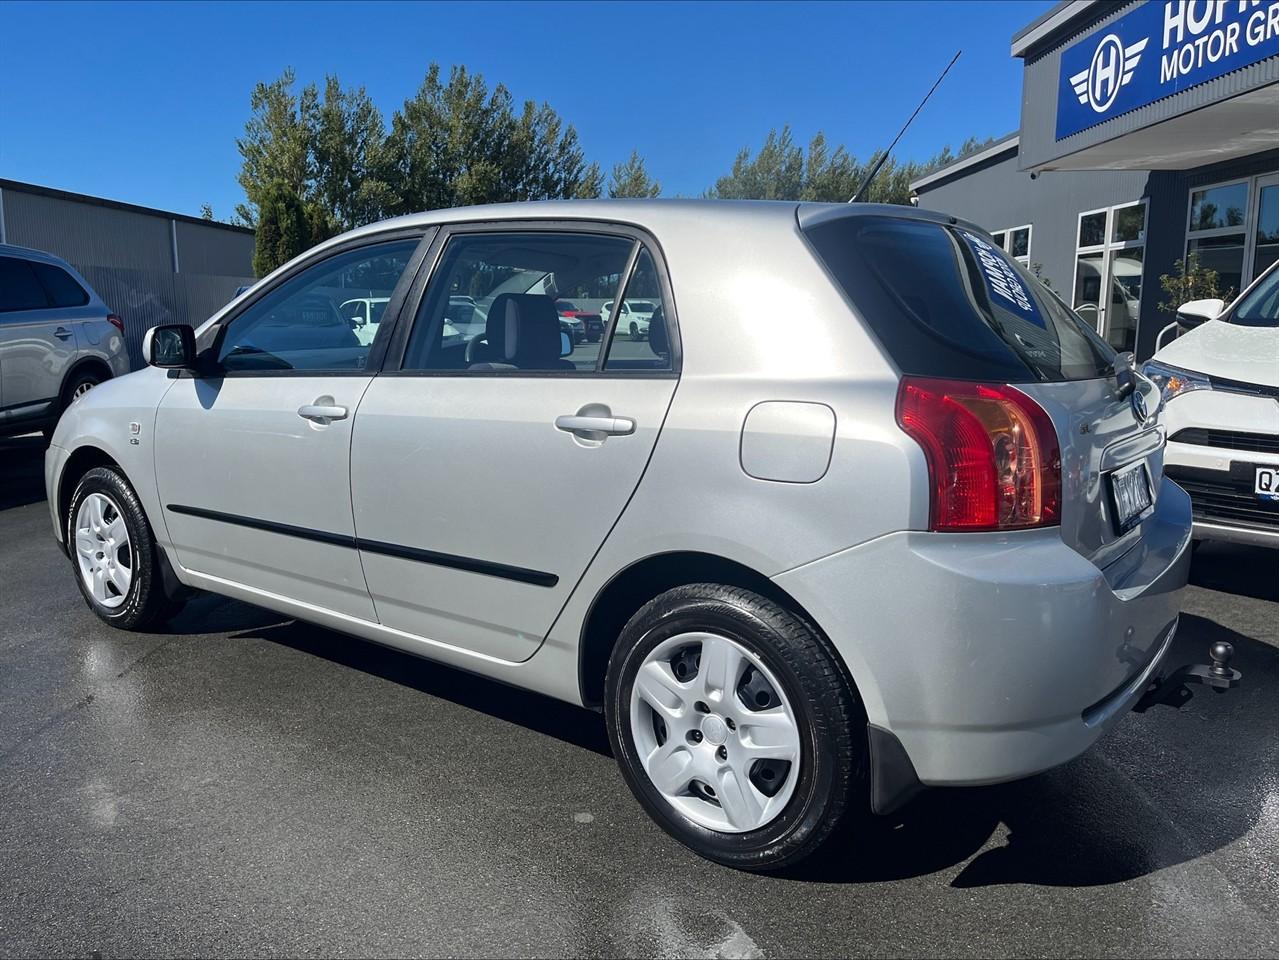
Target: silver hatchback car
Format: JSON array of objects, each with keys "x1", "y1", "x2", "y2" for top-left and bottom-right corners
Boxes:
[
  {"x1": 46, "y1": 200, "x2": 1232, "y2": 871},
  {"x1": 1, "y1": 243, "x2": 128, "y2": 440}
]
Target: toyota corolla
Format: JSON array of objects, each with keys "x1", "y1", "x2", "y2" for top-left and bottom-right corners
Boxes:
[{"x1": 46, "y1": 200, "x2": 1237, "y2": 871}]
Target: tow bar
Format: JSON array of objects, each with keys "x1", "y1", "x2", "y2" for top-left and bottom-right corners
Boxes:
[{"x1": 1134, "y1": 641, "x2": 1242, "y2": 712}]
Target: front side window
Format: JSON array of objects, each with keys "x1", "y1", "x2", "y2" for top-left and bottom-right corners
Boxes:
[
  {"x1": 217, "y1": 239, "x2": 418, "y2": 372},
  {"x1": 403, "y1": 231, "x2": 638, "y2": 373},
  {"x1": 0, "y1": 256, "x2": 49, "y2": 313}
]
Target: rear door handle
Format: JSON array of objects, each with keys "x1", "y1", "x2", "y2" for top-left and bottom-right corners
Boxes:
[
  {"x1": 54, "y1": 327, "x2": 73, "y2": 340},
  {"x1": 555, "y1": 415, "x2": 635, "y2": 437},
  {"x1": 298, "y1": 403, "x2": 349, "y2": 424}
]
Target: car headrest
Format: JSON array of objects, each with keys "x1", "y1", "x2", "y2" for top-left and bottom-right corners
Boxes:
[
  {"x1": 485, "y1": 293, "x2": 563, "y2": 365},
  {"x1": 648, "y1": 305, "x2": 669, "y2": 357}
]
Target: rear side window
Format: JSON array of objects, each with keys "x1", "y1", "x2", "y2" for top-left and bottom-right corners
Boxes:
[
  {"x1": 0, "y1": 256, "x2": 50, "y2": 312},
  {"x1": 804, "y1": 216, "x2": 1115, "y2": 382},
  {"x1": 32, "y1": 262, "x2": 90, "y2": 308}
]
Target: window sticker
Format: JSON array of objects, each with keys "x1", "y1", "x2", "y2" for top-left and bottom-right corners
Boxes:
[{"x1": 961, "y1": 231, "x2": 1046, "y2": 329}]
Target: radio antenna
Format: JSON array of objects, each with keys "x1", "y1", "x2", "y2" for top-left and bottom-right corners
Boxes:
[{"x1": 849, "y1": 49, "x2": 961, "y2": 203}]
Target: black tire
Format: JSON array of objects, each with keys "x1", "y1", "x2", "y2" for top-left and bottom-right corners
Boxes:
[
  {"x1": 629, "y1": 321, "x2": 640, "y2": 341},
  {"x1": 66, "y1": 465, "x2": 182, "y2": 630},
  {"x1": 605, "y1": 583, "x2": 865, "y2": 872}
]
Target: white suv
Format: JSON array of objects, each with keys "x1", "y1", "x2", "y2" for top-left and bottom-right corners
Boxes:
[
  {"x1": 0, "y1": 244, "x2": 128, "y2": 440},
  {"x1": 1143, "y1": 260, "x2": 1279, "y2": 548}
]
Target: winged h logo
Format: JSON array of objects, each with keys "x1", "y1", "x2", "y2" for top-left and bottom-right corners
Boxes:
[{"x1": 1070, "y1": 33, "x2": 1148, "y2": 114}]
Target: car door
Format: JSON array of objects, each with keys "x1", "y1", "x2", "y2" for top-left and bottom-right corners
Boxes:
[
  {"x1": 0, "y1": 255, "x2": 76, "y2": 422},
  {"x1": 350, "y1": 226, "x2": 679, "y2": 662},
  {"x1": 154, "y1": 233, "x2": 428, "y2": 619}
]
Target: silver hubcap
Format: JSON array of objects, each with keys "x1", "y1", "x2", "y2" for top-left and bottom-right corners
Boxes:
[
  {"x1": 72, "y1": 380, "x2": 95, "y2": 399},
  {"x1": 630, "y1": 632, "x2": 802, "y2": 834},
  {"x1": 74, "y1": 493, "x2": 132, "y2": 609}
]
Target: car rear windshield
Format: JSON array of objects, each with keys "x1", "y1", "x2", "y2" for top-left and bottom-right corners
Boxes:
[{"x1": 804, "y1": 215, "x2": 1116, "y2": 382}]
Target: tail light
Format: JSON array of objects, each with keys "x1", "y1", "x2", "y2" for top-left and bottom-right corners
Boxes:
[
  {"x1": 895, "y1": 377, "x2": 1061, "y2": 531},
  {"x1": 106, "y1": 313, "x2": 124, "y2": 336}
]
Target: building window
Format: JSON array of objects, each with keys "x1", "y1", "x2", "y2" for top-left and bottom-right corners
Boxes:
[
  {"x1": 1184, "y1": 174, "x2": 1279, "y2": 297},
  {"x1": 990, "y1": 225, "x2": 1031, "y2": 266},
  {"x1": 1072, "y1": 201, "x2": 1147, "y2": 353},
  {"x1": 1185, "y1": 178, "x2": 1249, "y2": 298}
]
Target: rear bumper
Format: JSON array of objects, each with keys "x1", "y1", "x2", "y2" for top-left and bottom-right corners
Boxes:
[{"x1": 773, "y1": 478, "x2": 1192, "y2": 789}]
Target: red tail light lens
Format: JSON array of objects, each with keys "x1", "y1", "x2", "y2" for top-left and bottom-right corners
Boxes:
[
  {"x1": 895, "y1": 377, "x2": 1061, "y2": 532},
  {"x1": 107, "y1": 313, "x2": 124, "y2": 335}
]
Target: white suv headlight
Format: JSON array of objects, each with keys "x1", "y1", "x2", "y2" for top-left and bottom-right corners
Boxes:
[{"x1": 1141, "y1": 359, "x2": 1212, "y2": 404}]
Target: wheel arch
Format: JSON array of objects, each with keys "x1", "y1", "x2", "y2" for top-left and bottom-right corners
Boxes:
[
  {"x1": 577, "y1": 550, "x2": 853, "y2": 710},
  {"x1": 57, "y1": 445, "x2": 121, "y2": 535},
  {"x1": 59, "y1": 356, "x2": 114, "y2": 402}
]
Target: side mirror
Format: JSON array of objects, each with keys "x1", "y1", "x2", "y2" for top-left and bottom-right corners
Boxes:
[
  {"x1": 559, "y1": 331, "x2": 573, "y2": 357},
  {"x1": 1176, "y1": 298, "x2": 1224, "y2": 329},
  {"x1": 143, "y1": 324, "x2": 196, "y2": 369}
]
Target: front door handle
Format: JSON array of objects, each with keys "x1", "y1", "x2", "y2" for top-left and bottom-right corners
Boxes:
[
  {"x1": 555, "y1": 414, "x2": 635, "y2": 438},
  {"x1": 298, "y1": 401, "x2": 349, "y2": 425},
  {"x1": 54, "y1": 327, "x2": 73, "y2": 340}
]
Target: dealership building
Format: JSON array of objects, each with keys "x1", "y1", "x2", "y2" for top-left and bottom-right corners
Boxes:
[
  {"x1": 0, "y1": 178, "x2": 254, "y2": 367},
  {"x1": 912, "y1": 0, "x2": 1279, "y2": 359}
]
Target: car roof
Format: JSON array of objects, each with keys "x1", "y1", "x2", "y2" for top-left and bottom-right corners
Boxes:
[
  {"x1": 326, "y1": 198, "x2": 986, "y2": 248},
  {"x1": 0, "y1": 242, "x2": 74, "y2": 267}
]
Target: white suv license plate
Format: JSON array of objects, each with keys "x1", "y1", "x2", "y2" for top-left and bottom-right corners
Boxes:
[
  {"x1": 1257, "y1": 466, "x2": 1279, "y2": 502},
  {"x1": 1110, "y1": 460, "x2": 1154, "y2": 533}
]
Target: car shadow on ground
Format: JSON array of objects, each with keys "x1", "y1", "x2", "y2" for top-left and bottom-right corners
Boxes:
[
  {"x1": 0, "y1": 435, "x2": 48, "y2": 510},
  {"x1": 220, "y1": 608, "x2": 614, "y2": 757},
  {"x1": 1190, "y1": 541, "x2": 1279, "y2": 602}
]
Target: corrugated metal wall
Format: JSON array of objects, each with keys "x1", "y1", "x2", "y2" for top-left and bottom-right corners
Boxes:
[{"x1": 0, "y1": 184, "x2": 253, "y2": 367}]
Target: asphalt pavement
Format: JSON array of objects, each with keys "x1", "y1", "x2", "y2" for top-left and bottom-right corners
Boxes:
[{"x1": 1, "y1": 434, "x2": 1277, "y2": 959}]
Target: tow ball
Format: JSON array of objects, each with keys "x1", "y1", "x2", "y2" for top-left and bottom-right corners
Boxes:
[{"x1": 1134, "y1": 641, "x2": 1242, "y2": 713}]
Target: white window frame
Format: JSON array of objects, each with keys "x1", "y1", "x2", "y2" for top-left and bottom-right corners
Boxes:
[
  {"x1": 1183, "y1": 172, "x2": 1279, "y2": 292},
  {"x1": 994, "y1": 223, "x2": 1033, "y2": 266},
  {"x1": 1071, "y1": 200, "x2": 1149, "y2": 343}
]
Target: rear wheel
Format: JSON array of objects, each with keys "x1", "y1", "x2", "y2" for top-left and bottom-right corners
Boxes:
[
  {"x1": 605, "y1": 583, "x2": 865, "y2": 871},
  {"x1": 629, "y1": 321, "x2": 640, "y2": 340},
  {"x1": 67, "y1": 466, "x2": 183, "y2": 630}
]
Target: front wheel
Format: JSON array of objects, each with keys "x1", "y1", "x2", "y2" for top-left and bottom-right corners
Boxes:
[
  {"x1": 67, "y1": 466, "x2": 183, "y2": 630},
  {"x1": 605, "y1": 583, "x2": 865, "y2": 871}
]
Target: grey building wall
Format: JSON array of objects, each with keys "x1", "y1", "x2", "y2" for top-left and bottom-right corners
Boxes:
[
  {"x1": 0, "y1": 180, "x2": 254, "y2": 367},
  {"x1": 1018, "y1": 1, "x2": 1279, "y2": 170}
]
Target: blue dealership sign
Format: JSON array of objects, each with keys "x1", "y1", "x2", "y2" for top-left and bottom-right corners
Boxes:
[{"x1": 1056, "y1": 0, "x2": 1279, "y2": 140}]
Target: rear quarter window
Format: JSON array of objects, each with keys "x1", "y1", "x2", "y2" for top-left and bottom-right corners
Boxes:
[
  {"x1": 32, "y1": 262, "x2": 90, "y2": 308},
  {"x1": 803, "y1": 215, "x2": 1115, "y2": 382}
]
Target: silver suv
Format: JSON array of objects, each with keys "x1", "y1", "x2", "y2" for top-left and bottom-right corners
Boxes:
[
  {"x1": 1, "y1": 244, "x2": 127, "y2": 440},
  {"x1": 45, "y1": 201, "x2": 1230, "y2": 871}
]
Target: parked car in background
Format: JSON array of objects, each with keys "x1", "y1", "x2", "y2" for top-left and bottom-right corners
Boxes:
[
  {"x1": 603, "y1": 298, "x2": 657, "y2": 340},
  {"x1": 46, "y1": 200, "x2": 1232, "y2": 872},
  {"x1": 555, "y1": 299, "x2": 604, "y2": 342},
  {"x1": 0, "y1": 244, "x2": 128, "y2": 441},
  {"x1": 1143, "y1": 259, "x2": 1279, "y2": 548},
  {"x1": 340, "y1": 296, "x2": 391, "y2": 346}
]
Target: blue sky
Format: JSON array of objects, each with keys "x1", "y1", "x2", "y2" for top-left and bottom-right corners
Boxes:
[{"x1": 0, "y1": 0, "x2": 1051, "y2": 219}]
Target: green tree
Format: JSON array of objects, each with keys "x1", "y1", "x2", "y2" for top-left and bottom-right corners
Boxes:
[
  {"x1": 309, "y1": 75, "x2": 395, "y2": 230},
  {"x1": 1158, "y1": 251, "x2": 1229, "y2": 313},
  {"x1": 608, "y1": 150, "x2": 661, "y2": 198},
  {"x1": 382, "y1": 63, "x2": 600, "y2": 213},
  {"x1": 252, "y1": 182, "x2": 310, "y2": 277},
  {"x1": 200, "y1": 203, "x2": 215, "y2": 221},
  {"x1": 236, "y1": 69, "x2": 315, "y2": 226},
  {"x1": 710, "y1": 128, "x2": 999, "y2": 205}
]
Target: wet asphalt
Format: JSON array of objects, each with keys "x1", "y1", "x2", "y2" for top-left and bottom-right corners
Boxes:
[{"x1": 1, "y1": 433, "x2": 1277, "y2": 959}]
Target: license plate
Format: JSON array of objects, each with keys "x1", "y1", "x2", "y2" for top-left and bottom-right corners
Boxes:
[
  {"x1": 1110, "y1": 460, "x2": 1154, "y2": 533},
  {"x1": 1257, "y1": 466, "x2": 1279, "y2": 502}
]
